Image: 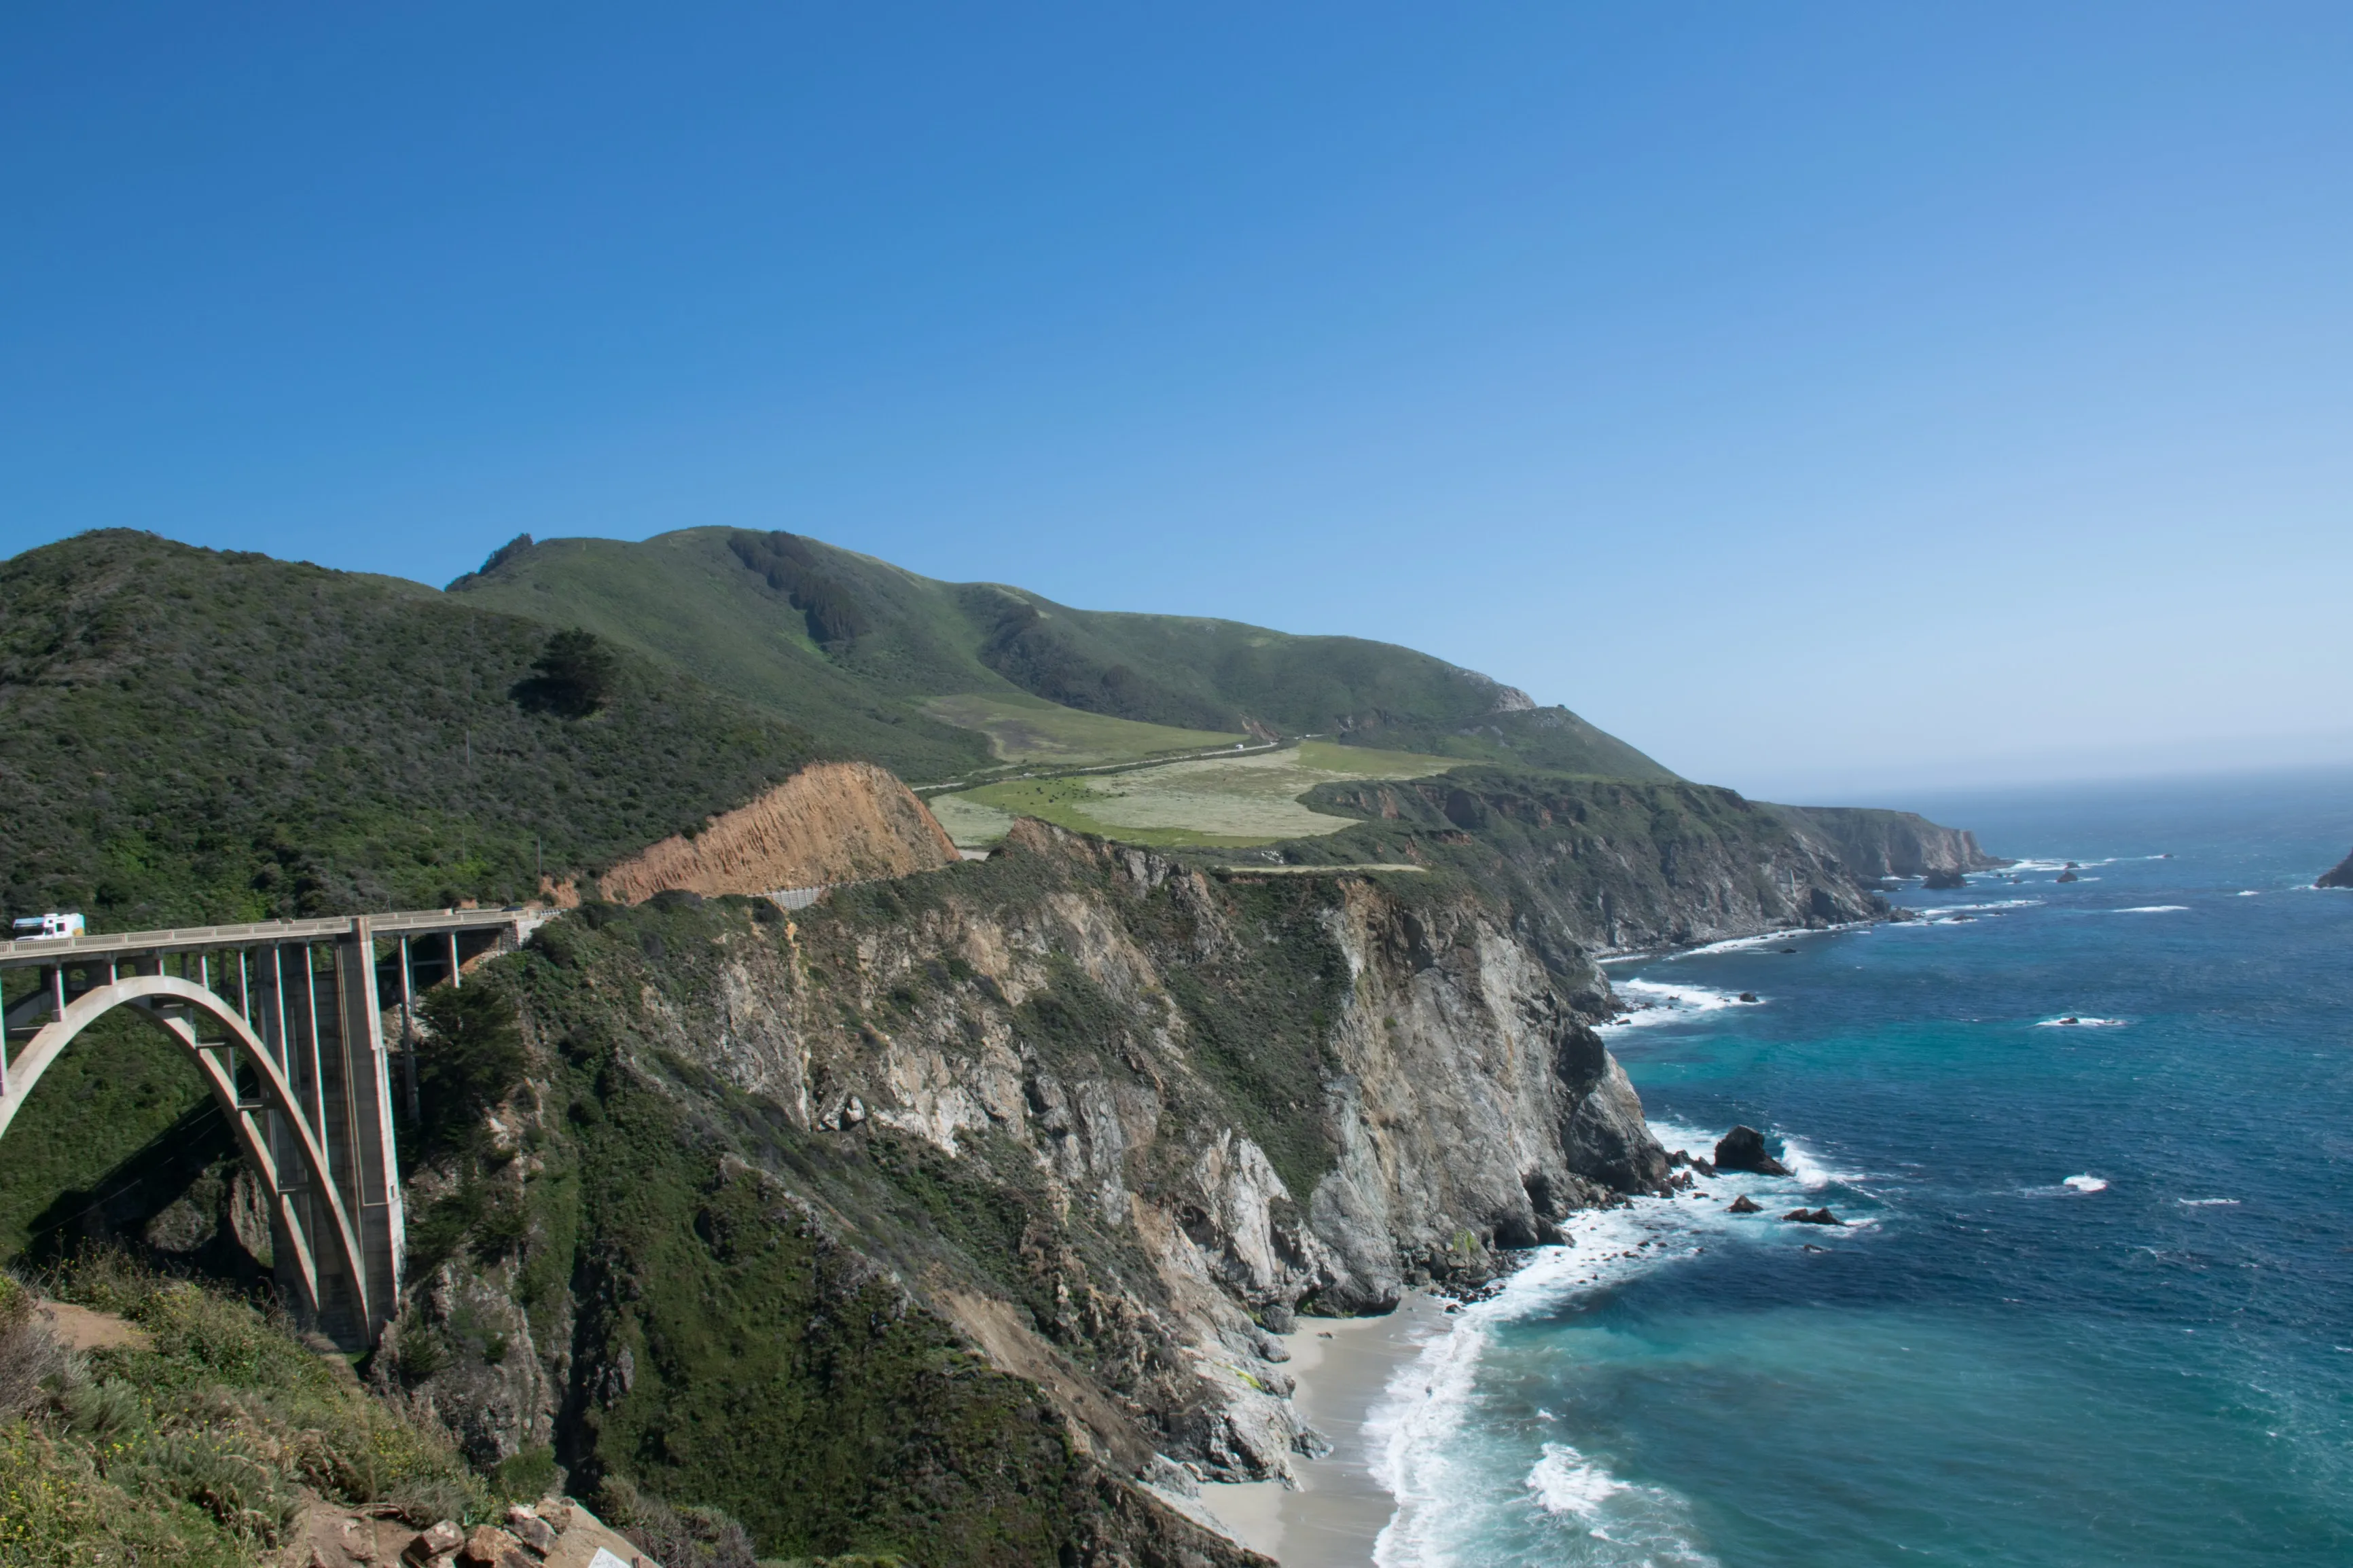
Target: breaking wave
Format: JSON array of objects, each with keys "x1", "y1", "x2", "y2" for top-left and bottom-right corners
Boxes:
[
  {"x1": 1596, "y1": 979, "x2": 1756, "y2": 1032},
  {"x1": 1522, "y1": 1444, "x2": 1718, "y2": 1565},
  {"x1": 1369, "y1": 1116, "x2": 1866, "y2": 1566}
]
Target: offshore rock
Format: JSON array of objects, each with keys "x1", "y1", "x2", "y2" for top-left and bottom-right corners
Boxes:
[
  {"x1": 1713, "y1": 1126, "x2": 1791, "y2": 1177},
  {"x1": 1784, "y1": 1207, "x2": 1842, "y2": 1226},
  {"x1": 2318, "y1": 848, "x2": 2353, "y2": 889},
  {"x1": 1727, "y1": 1195, "x2": 1762, "y2": 1214}
]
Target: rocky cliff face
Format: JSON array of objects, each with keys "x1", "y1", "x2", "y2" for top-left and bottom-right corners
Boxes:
[
  {"x1": 2318, "y1": 847, "x2": 2353, "y2": 889},
  {"x1": 1295, "y1": 770, "x2": 1895, "y2": 966},
  {"x1": 365, "y1": 768, "x2": 2003, "y2": 1561},
  {"x1": 1772, "y1": 804, "x2": 2009, "y2": 878},
  {"x1": 383, "y1": 819, "x2": 1669, "y2": 1562},
  {"x1": 597, "y1": 759, "x2": 960, "y2": 902}
]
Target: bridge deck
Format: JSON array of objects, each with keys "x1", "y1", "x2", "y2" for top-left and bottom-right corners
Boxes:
[{"x1": 0, "y1": 907, "x2": 543, "y2": 969}]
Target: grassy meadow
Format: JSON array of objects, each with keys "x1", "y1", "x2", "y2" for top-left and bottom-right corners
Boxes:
[{"x1": 929, "y1": 739, "x2": 1458, "y2": 848}]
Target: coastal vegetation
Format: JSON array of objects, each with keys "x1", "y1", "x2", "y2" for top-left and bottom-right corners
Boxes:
[
  {"x1": 0, "y1": 531, "x2": 824, "y2": 929},
  {"x1": 0, "y1": 1255, "x2": 484, "y2": 1565}
]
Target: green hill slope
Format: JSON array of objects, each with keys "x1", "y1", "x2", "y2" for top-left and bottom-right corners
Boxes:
[
  {"x1": 448, "y1": 527, "x2": 1676, "y2": 783},
  {"x1": 0, "y1": 531, "x2": 824, "y2": 930}
]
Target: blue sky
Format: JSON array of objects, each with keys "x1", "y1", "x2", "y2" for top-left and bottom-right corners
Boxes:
[{"x1": 6, "y1": 4, "x2": 2350, "y2": 799}]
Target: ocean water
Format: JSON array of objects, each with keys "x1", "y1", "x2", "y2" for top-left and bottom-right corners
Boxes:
[{"x1": 1367, "y1": 769, "x2": 2353, "y2": 1567}]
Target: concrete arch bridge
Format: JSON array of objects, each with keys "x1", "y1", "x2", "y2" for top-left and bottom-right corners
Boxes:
[{"x1": 0, "y1": 908, "x2": 548, "y2": 1351}]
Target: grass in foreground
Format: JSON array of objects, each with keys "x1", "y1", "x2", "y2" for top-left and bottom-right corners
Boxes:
[{"x1": 0, "y1": 1257, "x2": 486, "y2": 1567}]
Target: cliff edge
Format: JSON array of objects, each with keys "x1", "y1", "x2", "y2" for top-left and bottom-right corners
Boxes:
[{"x1": 1772, "y1": 804, "x2": 2010, "y2": 878}]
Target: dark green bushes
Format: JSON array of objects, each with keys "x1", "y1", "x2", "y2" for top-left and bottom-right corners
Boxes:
[
  {"x1": 414, "y1": 983, "x2": 528, "y2": 1154},
  {"x1": 0, "y1": 530, "x2": 825, "y2": 930},
  {"x1": 516, "y1": 628, "x2": 617, "y2": 718},
  {"x1": 728, "y1": 531, "x2": 872, "y2": 645}
]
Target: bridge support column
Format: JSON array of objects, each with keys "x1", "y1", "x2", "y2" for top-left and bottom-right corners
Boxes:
[{"x1": 332, "y1": 917, "x2": 403, "y2": 1347}]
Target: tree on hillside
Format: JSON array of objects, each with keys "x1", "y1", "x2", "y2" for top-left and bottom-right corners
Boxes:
[
  {"x1": 414, "y1": 982, "x2": 526, "y2": 1153},
  {"x1": 519, "y1": 627, "x2": 615, "y2": 718}
]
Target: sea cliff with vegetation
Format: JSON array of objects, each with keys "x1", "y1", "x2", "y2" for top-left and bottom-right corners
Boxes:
[{"x1": 0, "y1": 527, "x2": 1996, "y2": 1565}]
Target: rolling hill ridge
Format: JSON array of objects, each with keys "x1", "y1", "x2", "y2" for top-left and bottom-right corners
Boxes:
[{"x1": 446, "y1": 526, "x2": 1676, "y2": 783}]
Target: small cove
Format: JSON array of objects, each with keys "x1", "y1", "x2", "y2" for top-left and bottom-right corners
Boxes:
[{"x1": 1366, "y1": 769, "x2": 2353, "y2": 1567}]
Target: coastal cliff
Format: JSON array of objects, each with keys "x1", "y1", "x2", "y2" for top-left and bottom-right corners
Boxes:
[
  {"x1": 1290, "y1": 769, "x2": 1896, "y2": 970},
  {"x1": 2318, "y1": 847, "x2": 2353, "y2": 888},
  {"x1": 380, "y1": 820, "x2": 1668, "y2": 1561},
  {"x1": 1773, "y1": 804, "x2": 2010, "y2": 878}
]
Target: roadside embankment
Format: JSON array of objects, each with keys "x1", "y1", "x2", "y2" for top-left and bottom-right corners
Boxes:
[{"x1": 598, "y1": 759, "x2": 959, "y2": 902}]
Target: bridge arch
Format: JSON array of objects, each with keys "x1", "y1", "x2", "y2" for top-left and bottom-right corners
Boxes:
[
  {"x1": 0, "y1": 972, "x2": 370, "y2": 1330},
  {"x1": 1, "y1": 907, "x2": 533, "y2": 1349}
]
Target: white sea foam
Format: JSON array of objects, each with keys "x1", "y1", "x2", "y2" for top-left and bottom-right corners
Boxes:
[
  {"x1": 2034, "y1": 1015, "x2": 2126, "y2": 1027},
  {"x1": 2063, "y1": 1175, "x2": 2108, "y2": 1193},
  {"x1": 1520, "y1": 1444, "x2": 1717, "y2": 1561},
  {"x1": 2108, "y1": 905, "x2": 2189, "y2": 914},
  {"x1": 1596, "y1": 979, "x2": 1752, "y2": 1032},
  {"x1": 1526, "y1": 1442, "x2": 1630, "y2": 1518},
  {"x1": 2005, "y1": 856, "x2": 2127, "y2": 873},
  {"x1": 1914, "y1": 899, "x2": 2043, "y2": 915},
  {"x1": 2178, "y1": 1197, "x2": 2240, "y2": 1206},
  {"x1": 1776, "y1": 1135, "x2": 1864, "y2": 1190},
  {"x1": 1667, "y1": 925, "x2": 1863, "y2": 958},
  {"x1": 1601, "y1": 924, "x2": 1868, "y2": 965},
  {"x1": 1367, "y1": 1115, "x2": 1843, "y2": 1566},
  {"x1": 2237, "y1": 890, "x2": 2261, "y2": 897}
]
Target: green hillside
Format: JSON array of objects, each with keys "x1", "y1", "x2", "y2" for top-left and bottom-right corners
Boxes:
[
  {"x1": 448, "y1": 527, "x2": 1676, "y2": 784},
  {"x1": 0, "y1": 531, "x2": 825, "y2": 930}
]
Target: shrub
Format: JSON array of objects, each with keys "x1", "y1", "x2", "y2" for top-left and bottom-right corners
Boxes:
[
  {"x1": 492, "y1": 1442, "x2": 557, "y2": 1502},
  {"x1": 0, "y1": 1275, "x2": 65, "y2": 1421},
  {"x1": 33, "y1": 1254, "x2": 486, "y2": 1539},
  {"x1": 143, "y1": 1426, "x2": 298, "y2": 1542},
  {"x1": 0, "y1": 1421, "x2": 106, "y2": 1565}
]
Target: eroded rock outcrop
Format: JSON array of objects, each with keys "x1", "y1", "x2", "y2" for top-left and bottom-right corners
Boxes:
[
  {"x1": 598, "y1": 759, "x2": 959, "y2": 902},
  {"x1": 2318, "y1": 848, "x2": 2353, "y2": 889}
]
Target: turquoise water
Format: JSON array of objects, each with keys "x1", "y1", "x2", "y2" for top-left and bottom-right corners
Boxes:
[{"x1": 1369, "y1": 770, "x2": 2353, "y2": 1567}]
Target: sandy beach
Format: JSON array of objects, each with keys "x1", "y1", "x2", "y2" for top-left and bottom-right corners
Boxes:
[{"x1": 1196, "y1": 1292, "x2": 1452, "y2": 1567}]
